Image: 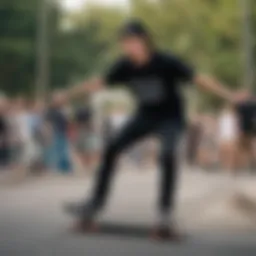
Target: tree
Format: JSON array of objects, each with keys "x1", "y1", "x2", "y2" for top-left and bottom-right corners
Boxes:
[{"x1": 0, "y1": 0, "x2": 40, "y2": 95}]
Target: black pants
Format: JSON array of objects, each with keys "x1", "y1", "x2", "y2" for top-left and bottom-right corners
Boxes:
[
  {"x1": 91, "y1": 111, "x2": 183, "y2": 214},
  {"x1": 0, "y1": 143, "x2": 10, "y2": 168}
]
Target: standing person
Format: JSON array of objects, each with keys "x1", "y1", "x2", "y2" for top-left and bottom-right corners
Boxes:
[
  {"x1": 65, "y1": 20, "x2": 241, "y2": 239},
  {"x1": 196, "y1": 114, "x2": 217, "y2": 170},
  {"x1": 12, "y1": 98, "x2": 35, "y2": 176},
  {"x1": 218, "y1": 105, "x2": 239, "y2": 173},
  {"x1": 0, "y1": 97, "x2": 11, "y2": 170},
  {"x1": 29, "y1": 100, "x2": 46, "y2": 173},
  {"x1": 7, "y1": 99, "x2": 21, "y2": 170},
  {"x1": 186, "y1": 114, "x2": 203, "y2": 168},
  {"x1": 45, "y1": 91, "x2": 72, "y2": 173},
  {"x1": 236, "y1": 92, "x2": 256, "y2": 172},
  {"x1": 75, "y1": 106, "x2": 100, "y2": 171}
]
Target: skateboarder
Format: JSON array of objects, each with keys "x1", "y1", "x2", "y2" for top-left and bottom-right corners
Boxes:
[{"x1": 65, "y1": 20, "x2": 242, "y2": 240}]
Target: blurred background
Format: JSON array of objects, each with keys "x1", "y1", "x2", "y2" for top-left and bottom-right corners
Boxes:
[{"x1": 1, "y1": 0, "x2": 256, "y2": 255}]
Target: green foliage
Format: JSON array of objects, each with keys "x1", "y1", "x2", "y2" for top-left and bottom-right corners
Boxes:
[
  {"x1": 0, "y1": 0, "x2": 255, "y2": 110},
  {"x1": 0, "y1": 0, "x2": 109, "y2": 95},
  {"x1": 0, "y1": 0, "x2": 39, "y2": 95}
]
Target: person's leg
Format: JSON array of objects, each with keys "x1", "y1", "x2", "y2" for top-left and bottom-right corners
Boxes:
[
  {"x1": 247, "y1": 136, "x2": 255, "y2": 172},
  {"x1": 239, "y1": 135, "x2": 252, "y2": 171},
  {"x1": 0, "y1": 146, "x2": 7, "y2": 169},
  {"x1": 90, "y1": 112, "x2": 155, "y2": 210},
  {"x1": 66, "y1": 113, "x2": 155, "y2": 223},
  {"x1": 156, "y1": 119, "x2": 183, "y2": 228},
  {"x1": 220, "y1": 143, "x2": 230, "y2": 171},
  {"x1": 58, "y1": 134, "x2": 72, "y2": 173},
  {"x1": 46, "y1": 133, "x2": 59, "y2": 171},
  {"x1": 227, "y1": 142, "x2": 238, "y2": 173},
  {"x1": 65, "y1": 111, "x2": 157, "y2": 220}
]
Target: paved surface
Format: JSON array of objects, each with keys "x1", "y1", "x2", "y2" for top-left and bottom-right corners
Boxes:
[{"x1": 1, "y1": 168, "x2": 256, "y2": 255}]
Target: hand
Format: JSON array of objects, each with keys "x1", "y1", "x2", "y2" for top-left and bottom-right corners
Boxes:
[{"x1": 231, "y1": 91, "x2": 251, "y2": 105}]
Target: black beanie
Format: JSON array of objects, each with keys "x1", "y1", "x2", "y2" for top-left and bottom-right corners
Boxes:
[
  {"x1": 118, "y1": 20, "x2": 154, "y2": 50},
  {"x1": 119, "y1": 20, "x2": 150, "y2": 39}
]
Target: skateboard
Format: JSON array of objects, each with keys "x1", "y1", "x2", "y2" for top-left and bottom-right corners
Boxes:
[{"x1": 70, "y1": 220, "x2": 185, "y2": 242}]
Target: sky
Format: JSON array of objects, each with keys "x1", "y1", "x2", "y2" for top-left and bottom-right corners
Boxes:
[{"x1": 62, "y1": 0, "x2": 129, "y2": 10}]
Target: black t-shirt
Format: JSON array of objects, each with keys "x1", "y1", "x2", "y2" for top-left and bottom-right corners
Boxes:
[
  {"x1": 105, "y1": 51, "x2": 194, "y2": 120},
  {"x1": 45, "y1": 107, "x2": 69, "y2": 134},
  {"x1": 236, "y1": 100, "x2": 256, "y2": 135}
]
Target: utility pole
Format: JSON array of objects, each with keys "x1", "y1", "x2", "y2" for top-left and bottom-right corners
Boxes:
[
  {"x1": 35, "y1": 0, "x2": 49, "y2": 100},
  {"x1": 240, "y1": 0, "x2": 254, "y2": 90}
]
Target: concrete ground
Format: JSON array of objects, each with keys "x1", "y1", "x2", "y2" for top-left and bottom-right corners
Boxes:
[{"x1": 1, "y1": 168, "x2": 256, "y2": 255}]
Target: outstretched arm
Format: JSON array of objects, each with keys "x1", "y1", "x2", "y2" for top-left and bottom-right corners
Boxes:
[
  {"x1": 66, "y1": 77, "x2": 105, "y2": 101},
  {"x1": 64, "y1": 57, "x2": 129, "y2": 102},
  {"x1": 194, "y1": 74, "x2": 234, "y2": 102}
]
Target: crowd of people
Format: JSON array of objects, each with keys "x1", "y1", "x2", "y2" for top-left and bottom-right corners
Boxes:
[
  {"x1": 0, "y1": 92, "x2": 153, "y2": 176},
  {"x1": 0, "y1": 93, "x2": 98, "y2": 176},
  {"x1": 0, "y1": 91, "x2": 255, "y2": 177},
  {"x1": 186, "y1": 103, "x2": 256, "y2": 174}
]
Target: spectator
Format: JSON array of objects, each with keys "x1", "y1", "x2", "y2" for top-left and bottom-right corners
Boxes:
[
  {"x1": 218, "y1": 105, "x2": 239, "y2": 173},
  {"x1": 29, "y1": 100, "x2": 46, "y2": 173},
  {"x1": 186, "y1": 114, "x2": 203, "y2": 168},
  {"x1": 10, "y1": 98, "x2": 35, "y2": 176},
  {"x1": 74, "y1": 106, "x2": 100, "y2": 171},
  {"x1": 45, "y1": 91, "x2": 72, "y2": 173},
  {"x1": 0, "y1": 97, "x2": 11, "y2": 170},
  {"x1": 197, "y1": 114, "x2": 218, "y2": 170},
  {"x1": 236, "y1": 92, "x2": 256, "y2": 172}
]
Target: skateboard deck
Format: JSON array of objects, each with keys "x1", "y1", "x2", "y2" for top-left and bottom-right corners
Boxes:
[{"x1": 70, "y1": 221, "x2": 186, "y2": 242}]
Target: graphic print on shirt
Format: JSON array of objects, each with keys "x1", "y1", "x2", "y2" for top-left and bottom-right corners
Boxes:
[{"x1": 130, "y1": 77, "x2": 166, "y2": 104}]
